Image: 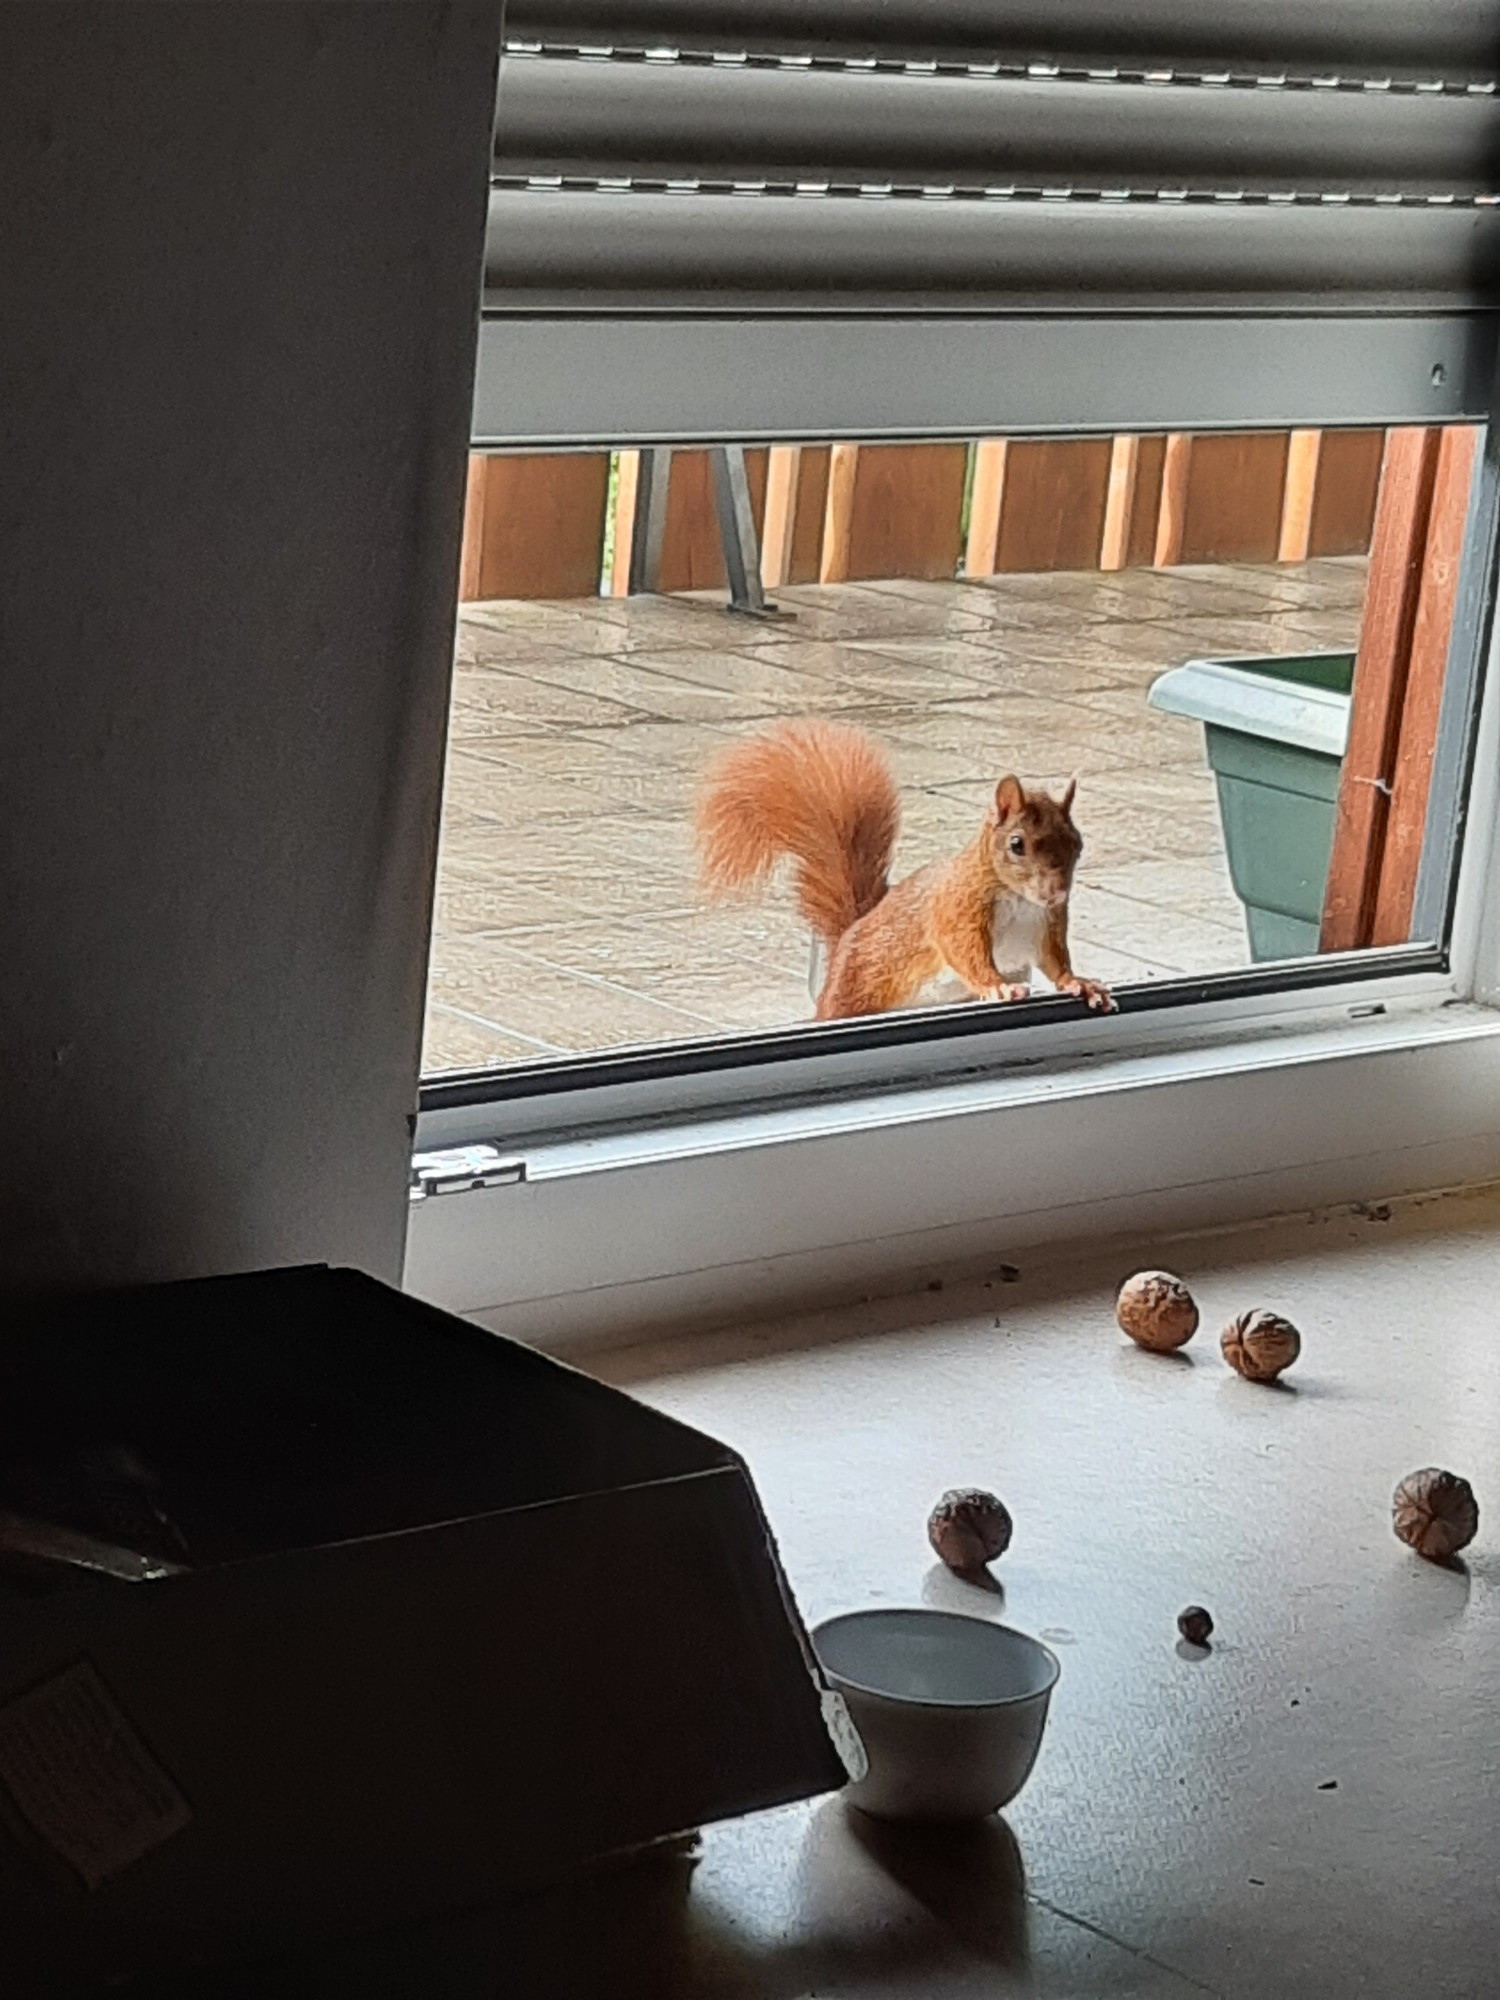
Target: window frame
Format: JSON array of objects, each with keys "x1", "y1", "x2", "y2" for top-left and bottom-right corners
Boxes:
[{"x1": 406, "y1": 329, "x2": 1500, "y2": 1340}]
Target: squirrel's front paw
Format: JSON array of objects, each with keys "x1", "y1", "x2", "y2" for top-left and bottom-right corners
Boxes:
[
  {"x1": 987, "y1": 981, "x2": 1032, "y2": 1003},
  {"x1": 1059, "y1": 975, "x2": 1115, "y2": 1013}
]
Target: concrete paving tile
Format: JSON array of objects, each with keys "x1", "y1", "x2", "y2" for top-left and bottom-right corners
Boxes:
[
  {"x1": 512, "y1": 651, "x2": 842, "y2": 723},
  {"x1": 431, "y1": 874, "x2": 583, "y2": 935},
  {"x1": 646, "y1": 960, "x2": 816, "y2": 1032},
  {"x1": 449, "y1": 668, "x2": 650, "y2": 735},
  {"x1": 762, "y1": 591, "x2": 992, "y2": 643},
  {"x1": 846, "y1": 640, "x2": 1129, "y2": 699},
  {"x1": 428, "y1": 933, "x2": 724, "y2": 1049},
  {"x1": 584, "y1": 645, "x2": 881, "y2": 713},
  {"x1": 420, "y1": 1005, "x2": 565, "y2": 1070},
  {"x1": 1069, "y1": 883, "x2": 1247, "y2": 970},
  {"x1": 1153, "y1": 615, "x2": 1359, "y2": 658}
]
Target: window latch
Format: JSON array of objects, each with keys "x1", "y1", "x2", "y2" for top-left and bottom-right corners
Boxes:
[{"x1": 409, "y1": 1145, "x2": 527, "y2": 1203}]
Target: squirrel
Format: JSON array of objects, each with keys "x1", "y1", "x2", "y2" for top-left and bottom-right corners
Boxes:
[{"x1": 694, "y1": 719, "x2": 1114, "y2": 1021}]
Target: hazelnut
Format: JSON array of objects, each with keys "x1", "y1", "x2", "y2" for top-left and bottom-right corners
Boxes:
[
  {"x1": 1176, "y1": 1606, "x2": 1214, "y2": 1647},
  {"x1": 1221, "y1": 1309, "x2": 1301, "y2": 1382},
  {"x1": 1392, "y1": 1468, "x2": 1479, "y2": 1562},
  {"x1": 927, "y1": 1488, "x2": 1013, "y2": 1572},
  {"x1": 1116, "y1": 1271, "x2": 1199, "y2": 1352}
]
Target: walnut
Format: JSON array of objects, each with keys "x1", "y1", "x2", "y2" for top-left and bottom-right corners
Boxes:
[
  {"x1": 1115, "y1": 1271, "x2": 1199, "y2": 1352},
  {"x1": 1220, "y1": 1309, "x2": 1301, "y2": 1382},
  {"x1": 927, "y1": 1488, "x2": 1013, "y2": 1572},
  {"x1": 1392, "y1": 1468, "x2": 1479, "y2": 1562},
  {"x1": 1176, "y1": 1606, "x2": 1214, "y2": 1647}
]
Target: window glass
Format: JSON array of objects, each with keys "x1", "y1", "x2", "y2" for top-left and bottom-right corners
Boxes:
[{"x1": 424, "y1": 426, "x2": 1479, "y2": 1077}]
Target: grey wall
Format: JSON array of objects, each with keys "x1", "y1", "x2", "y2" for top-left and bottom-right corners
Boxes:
[{"x1": 0, "y1": 3, "x2": 500, "y2": 1289}]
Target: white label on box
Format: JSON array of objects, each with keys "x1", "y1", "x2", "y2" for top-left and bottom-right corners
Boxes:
[{"x1": 0, "y1": 1660, "x2": 192, "y2": 1889}]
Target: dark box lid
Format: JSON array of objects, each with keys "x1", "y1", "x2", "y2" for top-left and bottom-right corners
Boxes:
[{"x1": 0, "y1": 1267, "x2": 845, "y2": 1990}]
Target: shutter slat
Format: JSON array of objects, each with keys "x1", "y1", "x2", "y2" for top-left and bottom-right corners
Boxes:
[
  {"x1": 502, "y1": 0, "x2": 1500, "y2": 84},
  {"x1": 474, "y1": 314, "x2": 1495, "y2": 446},
  {"x1": 485, "y1": 188, "x2": 1500, "y2": 314},
  {"x1": 496, "y1": 57, "x2": 1500, "y2": 198}
]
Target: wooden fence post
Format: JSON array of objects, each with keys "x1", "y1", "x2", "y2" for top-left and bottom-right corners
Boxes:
[
  {"x1": 1153, "y1": 433, "x2": 1192, "y2": 567},
  {"x1": 964, "y1": 440, "x2": 1008, "y2": 578},
  {"x1": 1368, "y1": 425, "x2": 1479, "y2": 944},
  {"x1": 761, "y1": 446, "x2": 802, "y2": 590},
  {"x1": 609, "y1": 450, "x2": 641, "y2": 597},
  {"x1": 819, "y1": 444, "x2": 860, "y2": 584},
  {"x1": 1277, "y1": 430, "x2": 1323, "y2": 564},
  {"x1": 1319, "y1": 428, "x2": 1443, "y2": 953},
  {"x1": 1100, "y1": 436, "x2": 1141, "y2": 572},
  {"x1": 458, "y1": 455, "x2": 488, "y2": 602}
]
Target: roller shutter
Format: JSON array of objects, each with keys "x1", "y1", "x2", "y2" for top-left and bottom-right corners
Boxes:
[{"x1": 477, "y1": 2, "x2": 1500, "y2": 442}]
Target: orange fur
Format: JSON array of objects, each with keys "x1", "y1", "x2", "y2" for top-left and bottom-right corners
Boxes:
[
  {"x1": 695, "y1": 723, "x2": 1114, "y2": 1021},
  {"x1": 694, "y1": 721, "x2": 901, "y2": 950}
]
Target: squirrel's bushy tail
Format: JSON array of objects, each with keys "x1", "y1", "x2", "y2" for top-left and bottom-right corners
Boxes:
[{"x1": 694, "y1": 721, "x2": 900, "y2": 949}]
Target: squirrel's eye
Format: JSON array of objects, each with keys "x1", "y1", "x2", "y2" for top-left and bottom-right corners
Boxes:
[{"x1": 1007, "y1": 833, "x2": 1026, "y2": 857}]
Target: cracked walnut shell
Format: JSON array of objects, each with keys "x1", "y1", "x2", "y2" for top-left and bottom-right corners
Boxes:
[
  {"x1": 1393, "y1": 1468, "x2": 1479, "y2": 1562},
  {"x1": 927, "y1": 1488, "x2": 1013, "y2": 1571},
  {"x1": 1115, "y1": 1271, "x2": 1199, "y2": 1352},
  {"x1": 1221, "y1": 1309, "x2": 1301, "y2": 1382}
]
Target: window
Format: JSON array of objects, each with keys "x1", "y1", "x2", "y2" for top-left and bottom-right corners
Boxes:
[
  {"x1": 407, "y1": 8, "x2": 1500, "y2": 1339},
  {"x1": 427, "y1": 426, "x2": 1473, "y2": 1073}
]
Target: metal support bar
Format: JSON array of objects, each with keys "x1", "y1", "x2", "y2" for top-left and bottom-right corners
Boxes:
[
  {"x1": 710, "y1": 443, "x2": 786, "y2": 618},
  {"x1": 627, "y1": 445, "x2": 672, "y2": 594}
]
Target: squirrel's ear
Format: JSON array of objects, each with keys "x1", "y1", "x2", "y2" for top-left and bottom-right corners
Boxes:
[
  {"x1": 994, "y1": 775, "x2": 1025, "y2": 822},
  {"x1": 1058, "y1": 775, "x2": 1078, "y2": 813}
]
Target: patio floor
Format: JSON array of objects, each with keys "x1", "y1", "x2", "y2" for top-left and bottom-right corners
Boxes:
[{"x1": 424, "y1": 557, "x2": 1368, "y2": 1072}]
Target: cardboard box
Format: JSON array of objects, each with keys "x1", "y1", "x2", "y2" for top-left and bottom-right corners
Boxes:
[{"x1": 0, "y1": 1267, "x2": 847, "y2": 1991}]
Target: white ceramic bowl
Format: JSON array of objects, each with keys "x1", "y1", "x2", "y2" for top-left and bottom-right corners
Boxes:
[{"x1": 812, "y1": 1608, "x2": 1060, "y2": 1823}]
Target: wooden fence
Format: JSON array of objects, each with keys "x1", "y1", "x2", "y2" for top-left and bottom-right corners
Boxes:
[{"x1": 459, "y1": 431, "x2": 1386, "y2": 602}]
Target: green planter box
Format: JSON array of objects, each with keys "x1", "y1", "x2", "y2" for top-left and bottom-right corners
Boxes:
[{"x1": 1147, "y1": 652, "x2": 1354, "y2": 963}]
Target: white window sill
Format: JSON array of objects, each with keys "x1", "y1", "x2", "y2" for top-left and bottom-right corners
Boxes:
[{"x1": 404, "y1": 996, "x2": 1500, "y2": 1357}]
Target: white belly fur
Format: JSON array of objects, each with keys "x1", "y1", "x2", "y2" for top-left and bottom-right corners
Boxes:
[
  {"x1": 989, "y1": 893, "x2": 1048, "y2": 979},
  {"x1": 917, "y1": 893, "x2": 1050, "y2": 1006}
]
